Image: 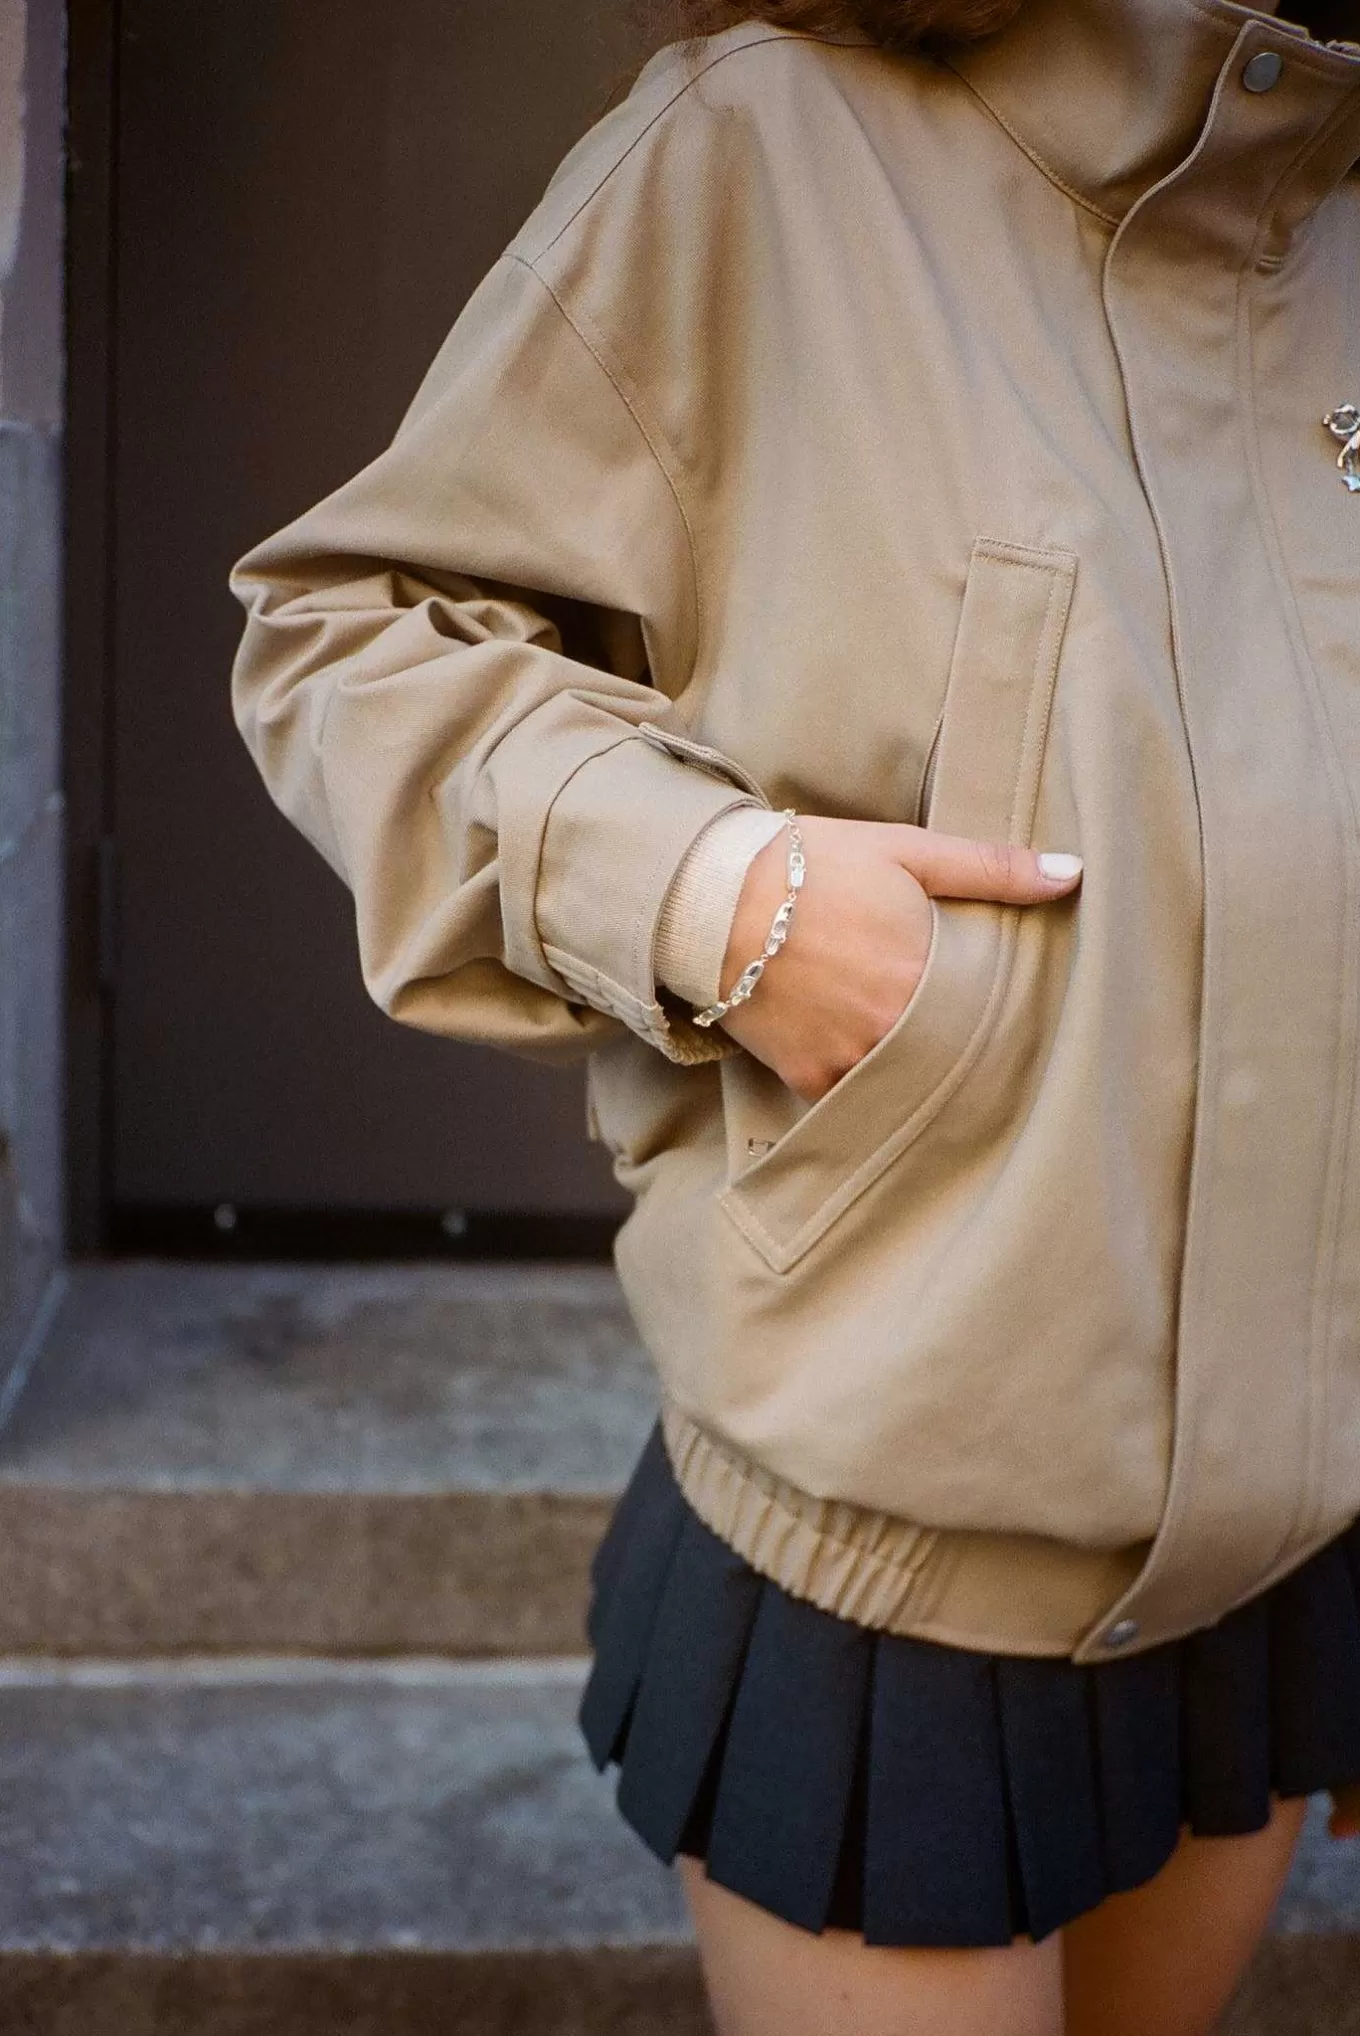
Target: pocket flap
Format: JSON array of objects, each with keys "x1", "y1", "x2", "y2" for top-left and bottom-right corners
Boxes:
[{"x1": 924, "y1": 539, "x2": 1076, "y2": 843}]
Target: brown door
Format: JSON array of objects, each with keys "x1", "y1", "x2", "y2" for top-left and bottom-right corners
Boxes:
[{"x1": 107, "y1": 0, "x2": 641, "y2": 1239}]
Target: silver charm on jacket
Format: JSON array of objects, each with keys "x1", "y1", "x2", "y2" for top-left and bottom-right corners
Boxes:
[{"x1": 1323, "y1": 405, "x2": 1360, "y2": 491}]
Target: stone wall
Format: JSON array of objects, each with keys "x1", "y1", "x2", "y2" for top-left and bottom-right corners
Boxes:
[{"x1": 0, "y1": 0, "x2": 65, "y2": 1397}]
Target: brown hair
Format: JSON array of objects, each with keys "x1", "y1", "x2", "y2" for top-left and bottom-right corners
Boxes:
[{"x1": 638, "y1": 0, "x2": 1025, "y2": 54}]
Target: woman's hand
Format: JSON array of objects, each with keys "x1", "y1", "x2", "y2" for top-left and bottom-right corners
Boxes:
[{"x1": 715, "y1": 816, "x2": 1083, "y2": 1102}]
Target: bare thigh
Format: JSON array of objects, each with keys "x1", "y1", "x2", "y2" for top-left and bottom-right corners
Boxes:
[
  {"x1": 1062, "y1": 1795, "x2": 1308, "y2": 2036},
  {"x1": 677, "y1": 1854, "x2": 1064, "y2": 2036}
]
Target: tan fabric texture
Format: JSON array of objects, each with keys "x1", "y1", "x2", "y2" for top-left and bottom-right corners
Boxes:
[{"x1": 230, "y1": 0, "x2": 1360, "y2": 1663}]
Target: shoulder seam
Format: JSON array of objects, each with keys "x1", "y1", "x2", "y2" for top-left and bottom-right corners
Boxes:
[
  {"x1": 506, "y1": 253, "x2": 704, "y2": 669},
  {"x1": 519, "y1": 31, "x2": 870, "y2": 266}
]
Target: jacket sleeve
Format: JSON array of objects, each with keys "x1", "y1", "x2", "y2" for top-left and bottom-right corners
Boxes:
[{"x1": 228, "y1": 251, "x2": 765, "y2": 1066}]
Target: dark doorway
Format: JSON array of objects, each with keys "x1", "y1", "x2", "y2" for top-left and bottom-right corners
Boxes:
[{"x1": 72, "y1": 1, "x2": 644, "y2": 1249}]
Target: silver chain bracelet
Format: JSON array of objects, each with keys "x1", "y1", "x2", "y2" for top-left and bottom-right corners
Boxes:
[{"x1": 693, "y1": 810, "x2": 805, "y2": 1029}]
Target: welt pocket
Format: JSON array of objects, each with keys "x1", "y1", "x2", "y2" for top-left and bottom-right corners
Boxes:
[
  {"x1": 918, "y1": 538, "x2": 1077, "y2": 841},
  {"x1": 718, "y1": 536, "x2": 1078, "y2": 1275}
]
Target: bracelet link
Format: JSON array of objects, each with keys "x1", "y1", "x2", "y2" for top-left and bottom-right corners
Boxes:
[{"x1": 692, "y1": 811, "x2": 804, "y2": 1030}]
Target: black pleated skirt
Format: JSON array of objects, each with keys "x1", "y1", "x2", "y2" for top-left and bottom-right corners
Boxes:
[{"x1": 579, "y1": 1419, "x2": 1360, "y2": 1947}]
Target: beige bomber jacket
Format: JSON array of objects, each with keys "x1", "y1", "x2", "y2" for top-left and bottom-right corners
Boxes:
[{"x1": 230, "y1": 0, "x2": 1360, "y2": 1665}]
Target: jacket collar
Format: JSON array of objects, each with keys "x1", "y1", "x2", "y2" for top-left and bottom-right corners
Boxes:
[{"x1": 943, "y1": 0, "x2": 1360, "y2": 227}]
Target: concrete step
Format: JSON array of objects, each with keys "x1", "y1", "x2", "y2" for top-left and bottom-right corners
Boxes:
[
  {"x1": 0, "y1": 1654, "x2": 705, "y2": 2034},
  {"x1": 0, "y1": 1656, "x2": 1355, "y2": 2035},
  {"x1": 1226, "y1": 1942, "x2": 1360, "y2": 2036},
  {"x1": 0, "y1": 1261, "x2": 655, "y2": 1656}
]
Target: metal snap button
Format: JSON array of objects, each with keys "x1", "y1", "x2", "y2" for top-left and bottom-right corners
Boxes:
[
  {"x1": 1242, "y1": 49, "x2": 1284, "y2": 91},
  {"x1": 1104, "y1": 1618, "x2": 1141, "y2": 1649}
]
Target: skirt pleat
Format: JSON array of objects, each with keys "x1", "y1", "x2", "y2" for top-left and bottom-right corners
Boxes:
[
  {"x1": 994, "y1": 1657, "x2": 1108, "y2": 1942},
  {"x1": 1085, "y1": 1645, "x2": 1183, "y2": 1891},
  {"x1": 577, "y1": 1428, "x2": 689, "y2": 1769},
  {"x1": 615, "y1": 1511, "x2": 763, "y2": 1858},
  {"x1": 703, "y1": 1585, "x2": 873, "y2": 1933},
  {"x1": 860, "y1": 1635, "x2": 1014, "y2": 1946},
  {"x1": 1267, "y1": 1540, "x2": 1360, "y2": 1796},
  {"x1": 1180, "y1": 1599, "x2": 1272, "y2": 1835},
  {"x1": 585, "y1": 1420, "x2": 673, "y2": 1622},
  {"x1": 580, "y1": 1420, "x2": 1360, "y2": 1947}
]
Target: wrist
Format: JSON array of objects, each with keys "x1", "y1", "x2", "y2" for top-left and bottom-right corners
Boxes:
[
  {"x1": 655, "y1": 804, "x2": 787, "y2": 1008},
  {"x1": 696, "y1": 811, "x2": 804, "y2": 1028},
  {"x1": 721, "y1": 828, "x2": 795, "y2": 997}
]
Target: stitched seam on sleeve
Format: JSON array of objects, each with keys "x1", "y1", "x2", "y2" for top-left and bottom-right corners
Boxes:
[
  {"x1": 511, "y1": 254, "x2": 704, "y2": 668},
  {"x1": 519, "y1": 32, "x2": 869, "y2": 264}
]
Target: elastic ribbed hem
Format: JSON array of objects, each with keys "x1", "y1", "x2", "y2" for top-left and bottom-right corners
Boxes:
[
  {"x1": 654, "y1": 804, "x2": 788, "y2": 1008},
  {"x1": 660, "y1": 1402, "x2": 1150, "y2": 1660}
]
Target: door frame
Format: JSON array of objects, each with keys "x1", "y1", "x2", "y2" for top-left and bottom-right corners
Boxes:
[{"x1": 63, "y1": 0, "x2": 121, "y2": 1253}]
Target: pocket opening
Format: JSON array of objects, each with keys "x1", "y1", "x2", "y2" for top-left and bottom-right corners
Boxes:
[
  {"x1": 717, "y1": 538, "x2": 1078, "y2": 1273},
  {"x1": 726, "y1": 897, "x2": 943, "y2": 1192},
  {"x1": 917, "y1": 713, "x2": 944, "y2": 829}
]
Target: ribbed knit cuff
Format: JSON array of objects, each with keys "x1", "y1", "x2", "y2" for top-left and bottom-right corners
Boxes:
[{"x1": 654, "y1": 804, "x2": 788, "y2": 1009}]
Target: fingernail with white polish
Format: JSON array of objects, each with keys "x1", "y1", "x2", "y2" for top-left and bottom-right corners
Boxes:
[{"x1": 1038, "y1": 852, "x2": 1084, "y2": 881}]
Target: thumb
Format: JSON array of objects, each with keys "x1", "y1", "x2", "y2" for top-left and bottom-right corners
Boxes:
[{"x1": 889, "y1": 825, "x2": 1084, "y2": 906}]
